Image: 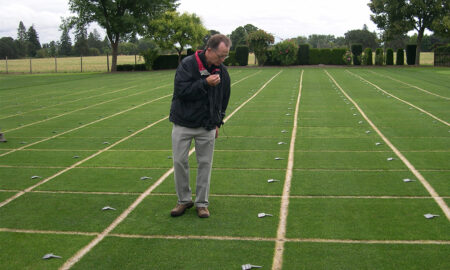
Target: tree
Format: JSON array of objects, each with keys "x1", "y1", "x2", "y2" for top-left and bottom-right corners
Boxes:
[
  {"x1": 369, "y1": 0, "x2": 449, "y2": 65},
  {"x1": 59, "y1": 20, "x2": 72, "y2": 56},
  {"x1": 0, "y1": 37, "x2": 18, "y2": 59},
  {"x1": 67, "y1": 0, "x2": 177, "y2": 72},
  {"x1": 74, "y1": 25, "x2": 89, "y2": 56},
  {"x1": 308, "y1": 34, "x2": 336, "y2": 48},
  {"x1": 247, "y1": 29, "x2": 274, "y2": 66},
  {"x1": 16, "y1": 21, "x2": 27, "y2": 57},
  {"x1": 26, "y1": 25, "x2": 41, "y2": 57},
  {"x1": 148, "y1": 11, "x2": 207, "y2": 63},
  {"x1": 201, "y1": 30, "x2": 220, "y2": 49},
  {"x1": 344, "y1": 26, "x2": 379, "y2": 49},
  {"x1": 87, "y1": 29, "x2": 104, "y2": 53},
  {"x1": 230, "y1": 24, "x2": 258, "y2": 50}
]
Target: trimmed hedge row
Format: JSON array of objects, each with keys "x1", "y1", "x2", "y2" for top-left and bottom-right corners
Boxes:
[{"x1": 406, "y1": 44, "x2": 417, "y2": 65}]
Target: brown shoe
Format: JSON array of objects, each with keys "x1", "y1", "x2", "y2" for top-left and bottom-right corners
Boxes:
[
  {"x1": 196, "y1": 207, "x2": 210, "y2": 218},
  {"x1": 170, "y1": 202, "x2": 194, "y2": 217}
]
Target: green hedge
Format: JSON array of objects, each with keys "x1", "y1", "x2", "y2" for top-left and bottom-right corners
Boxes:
[
  {"x1": 351, "y1": 44, "x2": 362, "y2": 65},
  {"x1": 116, "y1": 64, "x2": 147, "y2": 71},
  {"x1": 235, "y1": 46, "x2": 249, "y2": 66},
  {"x1": 264, "y1": 50, "x2": 281, "y2": 66},
  {"x1": 331, "y1": 48, "x2": 347, "y2": 65},
  {"x1": 362, "y1": 48, "x2": 372, "y2": 65},
  {"x1": 434, "y1": 45, "x2": 450, "y2": 66},
  {"x1": 406, "y1": 44, "x2": 417, "y2": 65},
  {"x1": 223, "y1": 51, "x2": 237, "y2": 66},
  {"x1": 386, "y1": 48, "x2": 394, "y2": 65},
  {"x1": 396, "y1": 48, "x2": 404, "y2": 65},
  {"x1": 297, "y1": 44, "x2": 309, "y2": 65},
  {"x1": 375, "y1": 48, "x2": 384, "y2": 66},
  {"x1": 153, "y1": 55, "x2": 186, "y2": 70}
]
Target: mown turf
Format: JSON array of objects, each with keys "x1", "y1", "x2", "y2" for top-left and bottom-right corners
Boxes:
[{"x1": 0, "y1": 167, "x2": 62, "y2": 190}]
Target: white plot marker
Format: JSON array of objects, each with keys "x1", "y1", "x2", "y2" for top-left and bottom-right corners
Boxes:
[
  {"x1": 267, "y1": 179, "x2": 280, "y2": 183},
  {"x1": 424, "y1": 214, "x2": 439, "y2": 219},
  {"x1": 258, "y1": 213, "x2": 273, "y2": 218},
  {"x1": 285, "y1": 113, "x2": 291, "y2": 116},
  {"x1": 103, "y1": 142, "x2": 110, "y2": 145},
  {"x1": 242, "y1": 264, "x2": 262, "y2": 270},
  {"x1": 278, "y1": 142, "x2": 287, "y2": 145},
  {"x1": 73, "y1": 155, "x2": 80, "y2": 159},
  {"x1": 102, "y1": 206, "x2": 116, "y2": 211},
  {"x1": 375, "y1": 142, "x2": 382, "y2": 146},
  {"x1": 358, "y1": 121, "x2": 363, "y2": 124},
  {"x1": 281, "y1": 130, "x2": 288, "y2": 133},
  {"x1": 31, "y1": 175, "x2": 42, "y2": 179},
  {"x1": 42, "y1": 253, "x2": 62, "y2": 260},
  {"x1": 387, "y1": 157, "x2": 394, "y2": 161},
  {"x1": 365, "y1": 130, "x2": 371, "y2": 134},
  {"x1": 403, "y1": 178, "x2": 416, "y2": 183},
  {"x1": 140, "y1": 176, "x2": 152, "y2": 180},
  {"x1": 353, "y1": 114, "x2": 357, "y2": 116},
  {"x1": 274, "y1": 157, "x2": 284, "y2": 160}
]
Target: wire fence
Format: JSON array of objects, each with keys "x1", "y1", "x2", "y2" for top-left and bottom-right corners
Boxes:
[{"x1": 0, "y1": 55, "x2": 145, "y2": 74}]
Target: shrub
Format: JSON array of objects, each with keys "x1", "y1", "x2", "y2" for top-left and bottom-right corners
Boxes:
[
  {"x1": 297, "y1": 44, "x2": 309, "y2": 65},
  {"x1": 263, "y1": 49, "x2": 280, "y2": 66},
  {"x1": 434, "y1": 45, "x2": 450, "y2": 66},
  {"x1": 351, "y1": 44, "x2": 362, "y2": 65},
  {"x1": 331, "y1": 48, "x2": 347, "y2": 65},
  {"x1": 343, "y1": 50, "x2": 352, "y2": 65},
  {"x1": 396, "y1": 48, "x2": 404, "y2": 65},
  {"x1": 116, "y1": 64, "x2": 135, "y2": 71},
  {"x1": 273, "y1": 40, "x2": 297, "y2": 65},
  {"x1": 406, "y1": 44, "x2": 417, "y2": 65},
  {"x1": 362, "y1": 48, "x2": 373, "y2": 65},
  {"x1": 235, "y1": 46, "x2": 249, "y2": 66},
  {"x1": 223, "y1": 51, "x2": 237, "y2": 66},
  {"x1": 153, "y1": 54, "x2": 185, "y2": 70},
  {"x1": 375, "y1": 48, "x2": 384, "y2": 66},
  {"x1": 141, "y1": 48, "x2": 159, "y2": 71},
  {"x1": 386, "y1": 48, "x2": 394, "y2": 65},
  {"x1": 309, "y1": 48, "x2": 321, "y2": 65}
]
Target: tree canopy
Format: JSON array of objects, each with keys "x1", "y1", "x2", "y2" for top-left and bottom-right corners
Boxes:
[
  {"x1": 67, "y1": 0, "x2": 177, "y2": 71},
  {"x1": 230, "y1": 24, "x2": 259, "y2": 50},
  {"x1": 369, "y1": 0, "x2": 449, "y2": 64},
  {"x1": 147, "y1": 11, "x2": 207, "y2": 63},
  {"x1": 247, "y1": 29, "x2": 274, "y2": 66}
]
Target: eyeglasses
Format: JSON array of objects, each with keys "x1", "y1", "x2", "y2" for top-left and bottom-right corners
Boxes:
[{"x1": 214, "y1": 50, "x2": 229, "y2": 60}]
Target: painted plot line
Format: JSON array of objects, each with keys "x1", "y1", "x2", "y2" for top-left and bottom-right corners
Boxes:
[
  {"x1": 0, "y1": 87, "x2": 171, "y2": 158},
  {"x1": 59, "y1": 70, "x2": 281, "y2": 270},
  {"x1": 346, "y1": 70, "x2": 449, "y2": 127},
  {"x1": 325, "y1": 70, "x2": 450, "y2": 222},
  {"x1": 0, "y1": 74, "x2": 170, "y2": 120},
  {"x1": 272, "y1": 70, "x2": 303, "y2": 270},
  {"x1": 3, "y1": 82, "x2": 171, "y2": 133},
  {"x1": 368, "y1": 70, "x2": 450, "y2": 100}
]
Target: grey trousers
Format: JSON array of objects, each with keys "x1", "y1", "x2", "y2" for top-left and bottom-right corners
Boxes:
[{"x1": 172, "y1": 124, "x2": 215, "y2": 208}]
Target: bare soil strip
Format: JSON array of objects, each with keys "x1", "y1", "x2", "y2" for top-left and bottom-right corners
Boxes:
[
  {"x1": 58, "y1": 71, "x2": 280, "y2": 269},
  {"x1": 346, "y1": 70, "x2": 449, "y2": 127},
  {"x1": 326, "y1": 70, "x2": 450, "y2": 221},
  {"x1": 368, "y1": 70, "x2": 450, "y2": 100},
  {"x1": 272, "y1": 70, "x2": 304, "y2": 270}
]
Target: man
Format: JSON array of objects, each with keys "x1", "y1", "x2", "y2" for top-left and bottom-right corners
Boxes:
[{"x1": 169, "y1": 34, "x2": 231, "y2": 218}]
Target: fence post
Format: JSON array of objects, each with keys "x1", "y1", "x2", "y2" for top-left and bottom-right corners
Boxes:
[
  {"x1": 107, "y1": 53, "x2": 110, "y2": 72},
  {"x1": 55, "y1": 56, "x2": 57, "y2": 73},
  {"x1": 135, "y1": 54, "x2": 137, "y2": 65},
  {"x1": 80, "y1": 55, "x2": 83, "y2": 72},
  {"x1": 5, "y1": 56, "x2": 8, "y2": 74},
  {"x1": 30, "y1": 58, "x2": 32, "y2": 74}
]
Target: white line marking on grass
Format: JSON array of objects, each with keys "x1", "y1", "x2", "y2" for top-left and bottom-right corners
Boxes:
[
  {"x1": 367, "y1": 70, "x2": 450, "y2": 100},
  {"x1": 59, "y1": 70, "x2": 282, "y2": 270},
  {"x1": 0, "y1": 116, "x2": 170, "y2": 209},
  {"x1": 4, "y1": 83, "x2": 171, "y2": 133},
  {"x1": 0, "y1": 228, "x2": 98, "y2": 236},
  {"x1": 0, "y1": 92, "x2": 172, "y2": 158},
  {"x1": 325, "y1": 70, "x2": 450, "y2": 222},
  {"x1": 346, "y1": 70, "x2": 449, "y2": 127},
  {"x1": 272, "y1": 70, "x2": 303, "y2": 270},
  {"x1": 288, "y1": 238, "x2": 450, "y2": 245}
]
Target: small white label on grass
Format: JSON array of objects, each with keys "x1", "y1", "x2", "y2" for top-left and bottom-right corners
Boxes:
[
  {"x1": 267, "y1": 179, "x2": 280, "y2": 183},
  {"x1": 403, "y1": 178, "x2": 416, "y2": 183},
  {"x1": 242, "y1": 264, "x2": 262, "y2": 270},
  {"x1": 102, "y1": 206, "x2": 116, "y2": 211},
  {"x1": 167, "y1": 156, "x2": 172, "y2": 159},
  {"x1": 281, "y1": 130, "x2": 288, "y2": 133},
  {"x1": 353, "y1": 114, "x2": 357, "y2": 116},
  {"x1": 42, "y1": 253, "x2": 62, "y2": 260},
  {"x1": 140, "y1": 176, "x2": 152, "y2": 180},
  {"x1": 358, "y1": 121, "x2": 363, "y2": 124},
  {"x1": 285, "y1": 113, "x2": 291, "y2": 116},
  {"x1": 424, "y1": 214, "x2": 439, "y2": 219},
  {"x1": 258, "y1": 213, "x2": 273, "y2": 218},
  {"x1": 375, "y1": 142, "x2": 382, "y2": 146},
  {"x1": 387, "y1": 157, "x2": 394, "y2": 161},
  {"x1": 31, "y1": 175, "x2": 41, "y2": 179},
  {"x1": 20, "y1": 141, "x2": 27, "y2": 144},
  {"x1": 103, "y1": 142, "x2": 110, "y2": 145},
  {"x1": 278, "y1": 142, "x2": 287, "y2": 145},
  {"x1": 275, "y1": 157, "x2": 284, "y2": 160},
  {"x1": 73, "y1": 155, "x2": 80, "y2": 159},
  {"x1": 365, "y1": 131, "x2": 371, "y2": 134}
]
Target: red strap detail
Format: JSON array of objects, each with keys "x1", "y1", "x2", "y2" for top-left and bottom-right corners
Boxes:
[{"x1": 195, "y1": 50, "x2": 206, "y2": 72}]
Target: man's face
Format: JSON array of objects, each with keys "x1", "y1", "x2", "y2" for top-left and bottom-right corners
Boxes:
[{"x1": 207, "y1": 42, "x2": 230, "y2": 66}]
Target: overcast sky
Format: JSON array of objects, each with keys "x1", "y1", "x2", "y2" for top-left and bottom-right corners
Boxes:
[{"x1": 0, "y1": 0, "x2": 379, "y2": 44}]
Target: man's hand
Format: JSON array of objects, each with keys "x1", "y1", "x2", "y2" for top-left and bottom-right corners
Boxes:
[
  {"x1": 206, "y1": 74, "x2": 220, "y2": 87},
  {"x1": 215, "y1": 126, "x2": 219, "y2": 139}
]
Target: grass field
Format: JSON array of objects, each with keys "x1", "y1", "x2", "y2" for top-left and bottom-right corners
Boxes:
[{"x1": 0, "y1": 66, "x2": 449, "y2": 269}]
